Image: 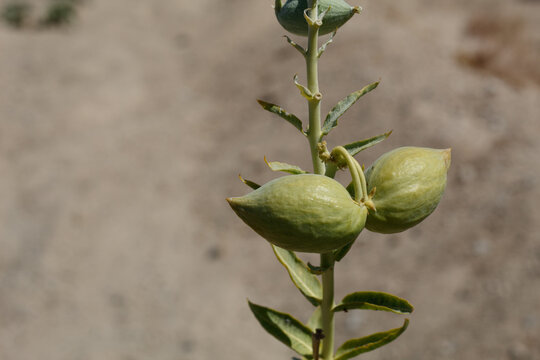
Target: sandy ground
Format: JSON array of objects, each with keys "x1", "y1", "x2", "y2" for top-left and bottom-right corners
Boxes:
[{"x1": 0, "y1": 0, "x2": 539, "y2": 359}]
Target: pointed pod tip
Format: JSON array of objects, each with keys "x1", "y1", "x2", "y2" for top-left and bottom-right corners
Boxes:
[
  {"x1": 227, "y1": 196, "x2": 245, "y2": 203},
  {"x1": 442, "y1": 148, "x2": 452, "y2": 169},
  {"x1": 227, "y1": 196, "x2": 249, "y2": 214},
  {"x1": 227, "y1": 197, "x2": 243, "y2": 208}
]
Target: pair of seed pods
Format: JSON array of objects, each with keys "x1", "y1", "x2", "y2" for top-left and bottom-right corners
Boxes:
[{"x1": 228, "y1": 147, "x2": 451, "y2": 253}]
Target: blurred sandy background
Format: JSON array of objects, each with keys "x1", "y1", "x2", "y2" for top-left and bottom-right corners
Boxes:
[{"x1": 1, "y1": 0, "x2": 539, "y2": 359}]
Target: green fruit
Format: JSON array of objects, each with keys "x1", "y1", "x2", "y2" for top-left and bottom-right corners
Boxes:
[
  {"x1": 365, "y1": 147, "x2": 451, "y2": 234},
  {"x1": 275, "y1": 0, "x2": 360, "y2": 36},
  {"x1": 227, "y1": 174, "x2": 367, "y2": 253}
]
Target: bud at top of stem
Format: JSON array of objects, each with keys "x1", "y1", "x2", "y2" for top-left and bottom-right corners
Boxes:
[{"x1": 275, "y1": 0, "x2": 360, "y2": 37}]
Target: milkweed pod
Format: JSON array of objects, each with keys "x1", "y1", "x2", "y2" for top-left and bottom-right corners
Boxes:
[
  {"x1": 275, "y1": 0, "x2": 360, "y2": 37},
  {"x1": 365, "y1": 147, "x2": 451, "y2": 234},
  {"x1": 227, "y1": 174, "x2": 367, "y2": 253}
]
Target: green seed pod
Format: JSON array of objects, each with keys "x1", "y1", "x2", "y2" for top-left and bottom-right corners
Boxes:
[
  {"x1": 227, "y1": 174, "x2": 367, "y2": 253},
  {"x1": 275, "y1": 0, "x2": 360, "y2": 37},
  {"x1": 364, "y1": 147, "x2": 451, "y2": 234}
]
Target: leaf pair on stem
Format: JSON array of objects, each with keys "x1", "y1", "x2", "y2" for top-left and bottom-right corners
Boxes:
[
  {"x1": 248, "y1": 245, "x2": 412, "y2": 360},
  {"x1": 257, "y1": 79, "x2": 379, "y2": 140}
]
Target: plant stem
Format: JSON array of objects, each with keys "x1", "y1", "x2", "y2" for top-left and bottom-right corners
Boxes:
[
  {"x1": 306, "y1": 0, "x2": 325, "y2": 176},
  {"x1": 320, "y1": 252, "x2": 335, "y2": 360},
  {"x1": 306, "y1": 1, "x2": 334, "y2": 359}
]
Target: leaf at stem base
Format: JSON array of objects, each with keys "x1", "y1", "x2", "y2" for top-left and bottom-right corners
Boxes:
[
  {"x1": 272, "y1": 245, "x2": 322, "y2": 306},
  {"x1": 334, "y1": 319, "x2": 409, "y2": 360},
  {"x1": 248, "y1": 300, "x2": 314, "y2": 357}
]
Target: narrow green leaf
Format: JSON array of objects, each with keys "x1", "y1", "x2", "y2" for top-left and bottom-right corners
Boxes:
[
  {"x1": 272, "y1": 245, "x2": 323, "y2": 306},
  {"x1": 238, "y1": 174, "x2": 261, "y2": 190},
  {"x1": 321, "y1": 81, "x2": 379, "y2": 137},
  {"x1": 343, "y1": 131, "x2": 392, "y2": 157},
  {"x1": 284, "y1": 35, "x2": 307, "y2": 56},
  {"x1": 265, "y1": 158, "x2": 309, "y2": 175},
  {"x1": 307, "y1": 306, "x2": 322, "y2": 331},
  {"x1": 257, "y1": 99, "x2": 305, "y2": 134},
  {"x1": 333, "y1": 241, "x2": 355, "y2": 262},
  {"x1": 333, "y1": 291, "x2": 414, "y2": 314},
  {"x1": 318, "y1": 30, "x2": 337, "y2": 58},
  {"x1": 334, "y1": 319, "x2": 409, "y2": 360},
  {"x1": 248, "y1": 300, "x2": 314, "y2": 357}
]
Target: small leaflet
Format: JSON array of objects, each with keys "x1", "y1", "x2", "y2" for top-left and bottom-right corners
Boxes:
[
  {"x1": 343, "y1": 131, "x2": 392, "y2": 157},
  {"x1": 238, "y1": 174, "x2": 261, "y2": 190},
  {"x1": 272, "y1": 245, "x2": 322, "y2": 306},
  {"x1": 332, "y1": 291, "x2": 414, "y2": 314},
  {"x1": 284, "y1": 35, "x2": 306, "y2": 56},
  {"x1": 248, "y1": 300, "x2": 314, "y2": 357},
  {"x1": 293, "y1": 74, "x2": 315, "y2": 101},
  {"x1": 321, "y1": 81, "x2": 380, "y2": 138},
  {"x1": 318, "y1": 30, "x2": 337, "y2": 58},
  {"x1": 265, "y1": 157, "x2": 309, "y2": 175},
  {"x1": 334, "y1": 319, "x2": 409, "y2": 360},
  {"x1": 257, "y1": 99, "x2": 305, "y2": 134}
]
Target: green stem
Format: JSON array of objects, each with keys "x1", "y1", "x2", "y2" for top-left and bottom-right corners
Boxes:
[
  {"x1": 320, "y1": 252, "x2": 335, "y2": 360},
  {"x1": 305, "y1": 1, "x2": 334, "y2": 359},
  {"x1": 324, "y1": 162, "x2": 338, "y2": 178},
  {"x1": 306, "y1": 0, "x2": 325, "y2": 176}
]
